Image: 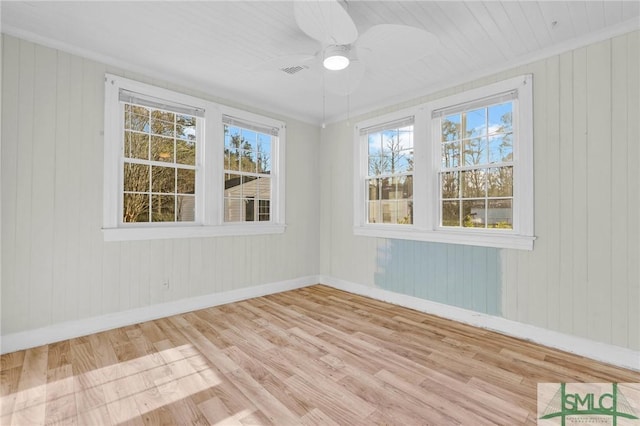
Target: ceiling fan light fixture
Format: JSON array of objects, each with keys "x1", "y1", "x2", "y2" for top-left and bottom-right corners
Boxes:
[{"x1": 323, "y1": 45, "x2": 350, "y2": 71}]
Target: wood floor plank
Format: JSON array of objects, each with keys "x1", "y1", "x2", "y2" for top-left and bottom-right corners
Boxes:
[{"x1": 1, "y1": 284, "x2": 638, "y2": 425}]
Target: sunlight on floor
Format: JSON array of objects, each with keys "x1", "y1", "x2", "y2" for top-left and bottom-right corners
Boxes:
[{"x1": 1, "y1": 344, "x2": 232, "y2": 424}]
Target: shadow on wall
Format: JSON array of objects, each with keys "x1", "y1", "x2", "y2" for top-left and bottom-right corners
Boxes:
[{"x1": 374, "y1": 239, "x2": 501, "y2": 316}]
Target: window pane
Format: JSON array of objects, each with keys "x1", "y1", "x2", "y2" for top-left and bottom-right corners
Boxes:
[
  {"x1": 368, "y1": 200, "x2": 381, "y2": 224},
  {"x1": 488, "y1": 133, "x2": 513, "y2": 163},
  {"x1": 463, "y1": 137, "x2": 488, "y2": 166},
  {"x1": 368, "y1": 155, "x2": 390, "y2": 176},
  {"x1": 462, "y1": 169, "x2": 486, "y2": 198},
  {"x1": 257, "y1": 133, "x2": 271, "y2": 155},
  {"x1": 124, "y1": 105, "x2": 149, "y2": 132},
  {"x1": 152, "y1": 195, "x2": 175, "y2": 222},
  {"x1": 124, "y1": 131, "x2": 150, "y2": 160},
  {"x1": 241, "y1": 129, "x2": 257, "y2": 150},
  {"x1": 176, "y1": 115, "x2": 196, "y2": 141},
  {"x1": 398, "y1": 175, "x2": 413, "y2": 200},
  {"x1": 488, "y1": 103, "x2": 512, "y2": 134},
  {"x1": 441, "y1": 172, "x2": 459, "y2": 199},
  {"x1": 245, "y1": 198, "x2": 255, "y2": 221},
  {"x1": 367, "y1": 178, "x2": 381, "y2": 224},
  {"x1": 397, "y1": 200, "x2": 413, "y2": 224},
  {"x1": 380, "y1": 178, "x2": 394, "y2": 200},
  {"x1": 225, "y1": 149, "x2": 239, "y2": 171},
  {"x1": 152, "y1": 166, "x2": 175, "y2": 193},
  {"x1": 123, "y1": 193, "x2": 149, "y2": 223},
  {"x1": 442, "y1": 200, "x2": 460, "y2": 227},
  {"x1": 257, "y1": 177, "x2": 271, "y2": 199},
  {"x1": 239, "y1": 150, "x2": 257, "y2": 173},
  {"x1": 488, "y1": 166, "x2": 513, "y2": 197},
  {"x1": 151, "y1": 136, "x2": 174, "y2": 162},
  {"x1": 257, "y1": 152, "x2": 271, "y2": 174},
  {"x1": 397, "y1": 126, "x2": 413, "y2": 150},
  {"x1": 177, "y1": 195, "x2": 195, "y2": 222},
  {"x1": 391, "y1": 149, "x2": 413, "y2": 174},
  {"x1": 487, "y1": 199, "x2": 512, "y2": 229},
  {"x1": 381, "y1": 129, "x2": 398, "y2": 156},
  {"x1": 225, "y1": 127, "x2": 241, "y2": 148},
  {"x1": 381, "y1": 200, "x2": 395, "y2": 223},
  {"x1": 242, "y1": 175, "x2": 258, "y2": 198},
  {"x1": 177, "y1": 168, "x2": 195, "y2": 194},
  {"x1": 465, "y1": 108, "x2": 486, "y2": 138},
  {"x1": 224, "y1": 173, "x2": 242, "y2": 198},
  {"x1": 151, "y1": 111, "x2": 175, "y2": 137},
  {"x1": 368, "y1": 133, "x2": 382, "y2": 155},
  {"x1": 462, "y1": 199, "x2": 486, "y2": 228},
  {"x1": 123, "y1": 163, "x2": 149, "y2": 192},
  {"x1": 442, "y1": 115, "x2": 460, "y2": 141},
  {"x1": 258, "y1": 200, "x2": 270, "y2": 222},
  {"x1": 367, "y1": 178, "x2": 380, "y2": 201},
  {"x1": 224, "y1": 197, "x2": 242, "y2": 222},
  {"x1": 176, "y1": 139, "x2": 196, "y2": 166},
  {"x1": 442, "y1": 141, "x2": 460, "y2": 168}
]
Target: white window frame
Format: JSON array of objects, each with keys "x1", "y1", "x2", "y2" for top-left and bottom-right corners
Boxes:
[
  {"x1": 103, "y1": 74, "x2": 286, "y2": 241},
  {"x1": 354, "y1": 75, "x2": 535, "y2": 250}
]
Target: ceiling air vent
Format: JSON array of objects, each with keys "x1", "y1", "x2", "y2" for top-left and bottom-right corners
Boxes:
[{"x1": 280, "y1": 65, "x2": 309, "y2": 75}]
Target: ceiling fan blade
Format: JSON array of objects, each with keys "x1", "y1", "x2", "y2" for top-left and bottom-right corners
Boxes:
[
  {"x1": 248, "y1": 54, "x2": 317, "y2": 72},
  {"x1": 324, "y1": 60, "x2": 365, "y2": 96},
  {"x1": 356, "y1": 24, "x2": 439, "y2": 69},
  {"x1": 294, "y1": 0, "x2": 358, "y2": 45}
]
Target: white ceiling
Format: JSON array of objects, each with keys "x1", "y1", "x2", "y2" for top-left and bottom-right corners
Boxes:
[{"x1": 2, "y1": 1, "x2": 639, "y2": 124}]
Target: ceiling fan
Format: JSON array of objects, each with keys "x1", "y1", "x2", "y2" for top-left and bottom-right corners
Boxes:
[{"x1": 265, "y1": 0, "x2": 439, "y2": 96}]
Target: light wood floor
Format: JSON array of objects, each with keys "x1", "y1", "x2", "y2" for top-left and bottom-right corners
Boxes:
[{"x1": 1, "y1": 285, "x2": 638, "y2": 425}]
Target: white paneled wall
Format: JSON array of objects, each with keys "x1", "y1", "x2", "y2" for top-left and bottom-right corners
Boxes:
[
  {"x1": 1, "y1": 35, "x2": 320, "y2": 335},
  {"x1": 502, "y1": 32, "x2": 639, "y2": 350},
  {"x1": 2, "y1": 31, "x2": 638, "y2": 354},
  {"x1": 320, "y1": 31, "x2": 639, "y2": 351}
]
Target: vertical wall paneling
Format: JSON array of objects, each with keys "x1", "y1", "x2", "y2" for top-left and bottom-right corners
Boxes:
[
  {"x1": 2, "y1": 31, "x2": 638, "y2": 352},
  {"x1": 368, "y1": 239, "x2": 501, "y2": 315},
  {"x1": 545, "y1": 55, "x2": 561, "y2": 332},
  {"x1": 30, "y1": 44, "x2": 57, "y2": 329},
  {"x1": 1, "y1": 36, "x2": 21, "y2": 332},
  {"x1": 557, "y1": 49, "x2": 574, "y2": 336},
  {"x1": 570, "y1": 46, "x2": 589, "y2": 339},
  {"x1": 625, "y1": 31, "x2": 640, "y2": 350},
  {"x1": 51, "y1": 50, "x2": 71, "y2": 325},
  {"x1": 102, "y1": 242, "x2": 120, "y2": 313},
  {"x1": 586, "y1": 40, "x2": 612, "y2": 343},
  {"x1": 320, "y1": 31, "x2": 639, "y2": 351},
  {"x1": 1, "y1": 35, "x2": 321, "y2": 336},
  {"x1": 528, "y1": 58, "x2": 549, "y2": 329},
  {"x1": 610, "y1": 35, "x2": 629, "y2": 348},
  {"x1": 14, "y1": 39, "x2": 36, "y2": 331}
]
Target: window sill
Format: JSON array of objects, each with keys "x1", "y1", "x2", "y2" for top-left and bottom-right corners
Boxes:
[
  {"x1": 353, "y1": 225, "x2": 535, "y2": 250},
  {"x1": 103, "y1": 223, "x2": 286, "y2": 242}
]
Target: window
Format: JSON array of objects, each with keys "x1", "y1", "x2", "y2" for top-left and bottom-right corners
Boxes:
[
  {"x1": 354, "y1": 75, "x2": 534, "y2": 250},
  {"x1": 436, "y1": 94, "x2": 515, "y2": 230},
  {"x1": 223, "y1": 115, "x2": 275, "y2": 223},
  {"x1": 121, "y1": 101, "x2": 200, "y2": 224},
  {"x1": 363, "y1": 117, "x2": 414, "y2": 225},
  {"x1": 103, "y1": 74, "x2": 286, "y2": 241}
]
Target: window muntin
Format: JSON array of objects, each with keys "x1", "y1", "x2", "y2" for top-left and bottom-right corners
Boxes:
[
  {"x1": 103, "y1": 74, "x2": 286, "y2": 241},
  {"x1": 438, "y1": 100, "x2": 514, "y2": 229},
  {"x1": 122, "y1": 104, "x2": 198, "y2": 224},
  {"x1": 363, "y1": 118, "x2": 414, "y2": 225},
  {"x1": 353, "y1": 75, "x2": 534, "y2": 250},
  {"x1": 223, "y1": 119, "x2": 274, "y2": 223}
]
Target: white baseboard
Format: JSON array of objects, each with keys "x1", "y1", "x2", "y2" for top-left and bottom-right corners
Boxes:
[
  {"x1": 3, "y1": 274, "x2": 638, "y2": 372},
  {"x1": 319, "y1": 275, "x2": 640, "y2": 372},
  {"x1": 0, "y1": 275, "x2": 319, "y2": 354}
]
